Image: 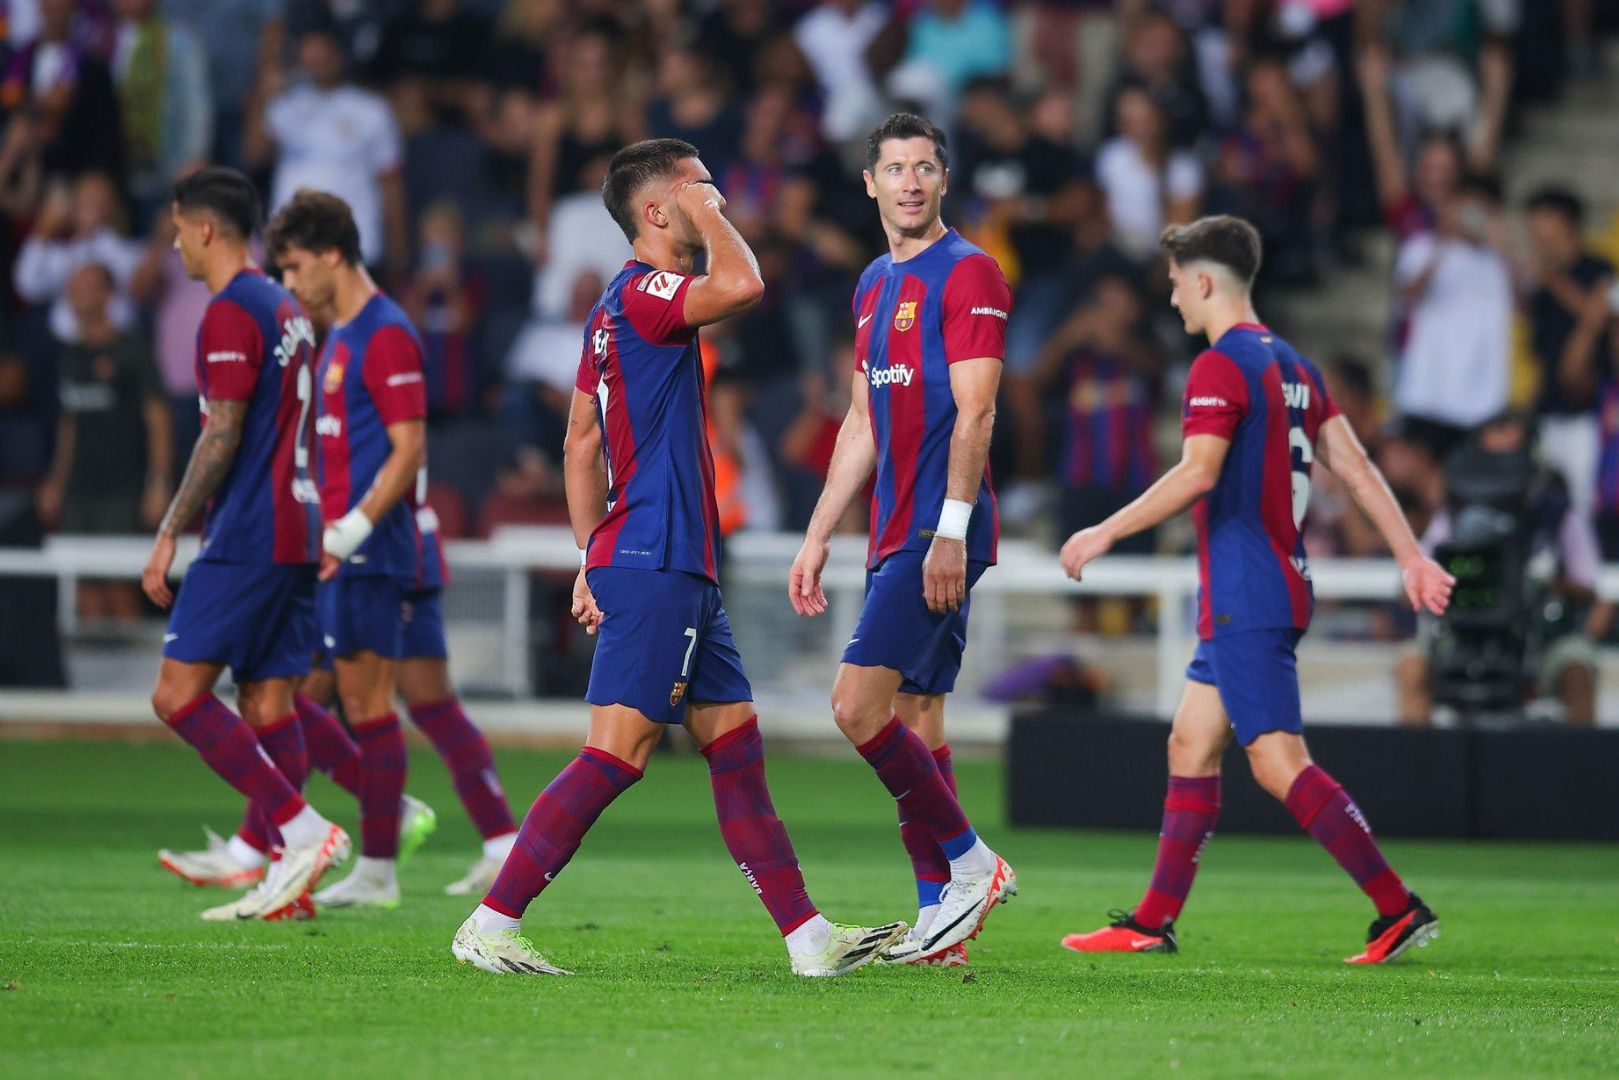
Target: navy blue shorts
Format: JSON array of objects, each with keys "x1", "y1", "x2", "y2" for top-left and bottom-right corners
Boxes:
[
  {"x1": 401, "y1": 587, "x2": 448, "y2": 660},
  {"x1": 585, "y1": 567, "x2": 753, "y2": 725},
  {"x1": 1185, "y1": 628, "x2": 1306, "y2": 745},
  {"x1": 317, "y1": 573, "x2": 407, "y2": 661},
  {"x1": 164, "y1": 560, "x2": 317, "y2": 683},
  {"x1": 841, "y1": 549, "x2": 990, "y2": 696}
]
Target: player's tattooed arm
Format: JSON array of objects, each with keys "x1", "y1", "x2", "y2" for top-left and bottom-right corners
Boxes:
[
  {"x1": 142, "y1": 398, "x2": 246, "y2": 608},
  {"x1": 158, "y1": 398, "x2": 247, "y2": 540}
]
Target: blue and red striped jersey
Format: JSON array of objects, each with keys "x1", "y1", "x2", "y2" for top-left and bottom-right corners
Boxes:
[
  {"x1": 853, "y1": 229, "x2": 1011, "y2": 568},
  {"x1": 1063, "y1": 350, "x2": 1159, "y2": 494},
  {"x1": 192, "y1": 268, "x2": 321, "y2": 565},
  {"x1": 1182, "y1": 324, "x2": 1339, "y2": 640},
  {"x1": 314, "y1": 292, "x2": 428, "y2": 580},
  {"x1": 575, "y1": 261, "x2": 721, "y2": 582}
]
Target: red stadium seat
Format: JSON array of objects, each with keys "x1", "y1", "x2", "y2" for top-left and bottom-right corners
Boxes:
[{"x1": 423, "y1": 481, "x2": 469, "y2": 539}]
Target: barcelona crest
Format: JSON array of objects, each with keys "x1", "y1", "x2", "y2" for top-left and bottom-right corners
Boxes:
[
  {"x1": 323, "y1": 360, "x2": 345, "y2": 394},
  {"x1": 670, "y1": 680, "x2": 688, "y2": 707},
  {"x1": 893, "y1": 300, "x2": 918, "y2": 332}
]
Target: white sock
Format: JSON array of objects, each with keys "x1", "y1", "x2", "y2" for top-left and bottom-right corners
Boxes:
[
  {"x1": 472, "y1": 903, "x2": 520, "y2": 935},
  {"x1": 948, "y1": 838, "x2": 996, "y2": 879},
  {"x1": 914, "y1": 903, "x2": 941, "y2": 939},
  {"x1": 227, "y1": 835, "x2": 267, "y2": 870},
  {"x1": 353, "y1": 856, "x2": 397, "y2": 886},
  {"x1": 483, "y1": 832, "x2": 517, "y2": 861},
  {"x1": 784, "y1": 913, "x2": 834, "y2": 957},
  {"x1": 277, "y1": 805, "x2": 330, "y2": 849}
]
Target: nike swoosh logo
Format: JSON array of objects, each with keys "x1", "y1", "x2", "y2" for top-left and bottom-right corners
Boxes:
[
  {"x1": 858, "y1": 314, "x2": 873, "y2": 328},
  {"x1": 1129, "y1": 938, "x2": 1159, "y2": 949},
  {"x1": 163, "y1": 634, "x2": 178, "y2": 642},
  {"x1": 544, "y1": 872, "x2": 554, "y2": 881},
  {"x1": 848, "y1": 637, "x2": 860, "y2": 644}
]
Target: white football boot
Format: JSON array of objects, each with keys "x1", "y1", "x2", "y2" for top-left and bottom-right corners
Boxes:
[
  {"x1": 313, "y1": 856, "x2": 401, "y2": 908},
  {"x1": 790, "y1": 921, "x2": 910, "y2": 977},
  {"x1": 451, "y1": 916, "x2": 572, "y2": 975},
  {"x1": 878, "y1": 924, "x2": 970, "y2": 966},
  {"x1": 160, "y1": 827, "x2": 265, "y2": 889},
  {"x1": 922, "y1": 854, "x2": 1017, "y2": 954}
]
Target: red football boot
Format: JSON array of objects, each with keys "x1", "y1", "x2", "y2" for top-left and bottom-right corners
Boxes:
[{"x1": 1061, "y1": 910, "x2": 1178, "y2": 954}]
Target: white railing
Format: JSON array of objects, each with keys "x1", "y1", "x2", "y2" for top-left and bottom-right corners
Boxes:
[{"x1": 0, "y1": 529, "x2": 1479, "y2": 716}]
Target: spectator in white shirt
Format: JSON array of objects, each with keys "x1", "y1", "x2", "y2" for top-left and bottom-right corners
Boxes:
[
  {"x1": 793, "y1": 0, "x2": 890, "y2": 142},
  {"x1": 1095, "y1": 85, "x2": 1202, "y2": 261},
  {"x1": 12, "y1": 171, "x2": 144, "y2": 343},
  {"x1": 246, "y1": 23, "x2": 407, "y2": 271},
  {"x1": 1392, "y1": 174, "x2": 1514, "y2": 460}
]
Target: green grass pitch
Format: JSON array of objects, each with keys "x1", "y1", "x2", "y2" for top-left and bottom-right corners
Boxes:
[{"x1": 2, "y1": 737, "x2": 1616, "y2": 1078}]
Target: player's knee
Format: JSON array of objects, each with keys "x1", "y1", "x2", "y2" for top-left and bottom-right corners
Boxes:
[
  {"x1": 150, "y1": 682, "x2": 193, "y2": 724},
  {"x1": 830, "y1": 692, "x2": 884, "y2": 744},
  {"x1": 1166, "y1": 727, "x2": 1221, "y2": 775}
]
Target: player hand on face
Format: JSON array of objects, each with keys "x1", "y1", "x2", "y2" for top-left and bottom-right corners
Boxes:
[
  {"x1": 922, "y1": 534, "x2": 967, "y2": 614},
  {"x1": 571, "y1": 567, "x2": 603, "y2": 635},
  {"x1": 674, "y1": 179, "x2": 726, "y2": 222},
  {"x1": 788, "y1": 537, "x2": 830, "y2": 616},
  {"x1": 142, "y1": 533, "x2": 178, "y2": 608},
  {"x1": 1060, "y1": 526, "x2": 1113, "y2": 582},
  {"x1": 1401, "y1": 555, "x2": 1456, "y2": 616}
]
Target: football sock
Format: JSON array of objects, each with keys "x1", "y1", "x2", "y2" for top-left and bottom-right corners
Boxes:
[
  {"x1": 228, "y1": 832, "x2": 267, "y2": 868},
  {"x1": 296, "y1": 693, "x2": 362, "y2": 798},
  {"x1": 858, "y1": 718, "x2": 992, "y2": 877},
  {"x1": 482, "y1": 748, "x2": 642, "y2": 919},
  {"x1": 408, "y1": 697, "x2": 517, "y2": 840},
  {"x1": 898, "y1": 742, "x2": 956, "y2": 911},
  {"x1": 349, "y1": 855, "x2": 398, "y2": 887},
  {"x1": 235, "y1": 809, "x2": 269, "y2": 855},
  {"x1": 277, "y1": 803, "x2": 332, "y2": 849},
  {"x1": 700, "y1": 717, "x2": 819, "y2": 936},
  {"x1": 244, "y1": 712, "x2": 310, "y2": 850},
  {"x1": 1136, "y1": 774, "x2": 1221, "y2": 929},
  {"x1": 783, "y1": 914, "x2": 835, "y2": 958},
  {"x1": 1285, "y1": 765, "x2": 1410, "y2": 917},
  {"x1": 482, "y1": 831, "x2": 517, "y2": 861},
  {"x1": 353, "y1": 713, "x2": 408, "y2": 859},
  {"x1": 471, "y1": 902, "x2": 520, "y2": 935},
  {"x1": 165, "y1": 693, "x2": 305, "y2": 825}
]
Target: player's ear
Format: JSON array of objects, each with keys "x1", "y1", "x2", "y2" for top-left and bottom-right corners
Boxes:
[
  {"x1": 645, "y1": 197, "x2": 668, "y2": 233},
  {"x1": 862, "y1": 171, "x2": 876, "y2": 200}
]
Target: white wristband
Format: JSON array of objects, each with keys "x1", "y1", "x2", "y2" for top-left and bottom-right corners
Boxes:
[
  {"x1": 935, "y1": 499, "x2": 973, "y2": 541},
  {"x1": 578, "y1": 547, "x2": 588, "y2": 567},
  {"x1": 322, "y1": 508, "x2": 373, "y2": 561}
]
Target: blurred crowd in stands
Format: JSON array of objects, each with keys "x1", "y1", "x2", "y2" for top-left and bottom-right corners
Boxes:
[{"x1": 1, "y1": 0, "x2": 1617, "y2": 714}]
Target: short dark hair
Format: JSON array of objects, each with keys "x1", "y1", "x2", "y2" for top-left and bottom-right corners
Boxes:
[
  {"x1": 1160, "y1": 215, "x2": 1262, "y2": 286},
  {"x1": 865, "y1": 112, "x2": 949, "y2": 173},
  {"x1": 171, "y1": 167, "x2": 260, "y2": 241},
  {"x1": 264, "y1": 188, "x2": 362, "y2": 265},
  {"x1": 1524, "y1": 185, "x2": 1585, "y2": 227},
  {"x1": 1457, "y1": 171, "x2": 1503, "y2": 206},
  {"x1": 601, "y1": 138, "x2": 700, "y2": 243}
]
